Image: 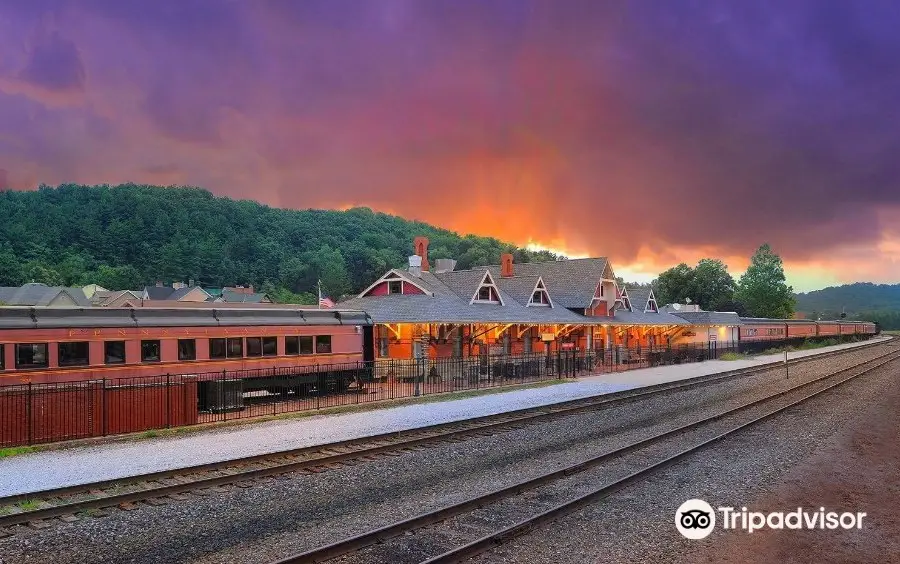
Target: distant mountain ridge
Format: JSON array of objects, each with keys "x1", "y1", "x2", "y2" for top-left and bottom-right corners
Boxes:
[
  {"x1": 0, "y1": 184, "x2": 558, "y2": 300},
  {"x1": 795, "y1": 282, "x2": 900, "y2": 317}
]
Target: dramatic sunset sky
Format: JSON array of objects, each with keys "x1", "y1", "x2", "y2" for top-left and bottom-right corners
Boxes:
[{"x1": 1, "y1": 1, "x2": 899, "y2": 291}]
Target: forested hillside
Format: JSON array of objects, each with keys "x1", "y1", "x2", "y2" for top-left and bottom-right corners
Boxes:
[
  {"x1": 0, "y1": 184, "x2": 555, "y2": 301},
  {"x1": 795, "y1": 282, "x2": 900, "y2": 329}
]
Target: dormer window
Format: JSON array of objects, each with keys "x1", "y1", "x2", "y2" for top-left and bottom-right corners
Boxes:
[
  {"x1": 478, "y1": 286, "x2": 499, "y2": 302},
  {"x1": 527, "y1": 278, "x2": 552, "y2": 307},
  {"x1": 471, "y1": 271, "x2": 504, "y2": 304},
  {"x1": 389, "y1": 281, "x2": 402, "y2": 294},
  {"x1": 647, "y1": 298, "x2": 658, "y2": 312}
]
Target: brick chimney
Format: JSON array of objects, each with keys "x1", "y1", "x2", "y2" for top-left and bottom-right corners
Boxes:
[
  {"x1": 501, "y1": 253, "x2": 514, "y2": 277},
  {"x1": 414, "y1": 236, "x2": 430, "y2": 272}
]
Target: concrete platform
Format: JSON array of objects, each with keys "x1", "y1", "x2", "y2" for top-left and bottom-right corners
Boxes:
[{"x1": 0, "y1": 336, "x2": 889, "y2": 498}]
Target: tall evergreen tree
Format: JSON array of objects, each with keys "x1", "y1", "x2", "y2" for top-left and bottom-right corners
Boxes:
[{"x1": 735, "y1": 244, "x2": 795, "y2": 318}]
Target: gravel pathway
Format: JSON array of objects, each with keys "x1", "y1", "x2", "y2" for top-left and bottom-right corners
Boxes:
[
  {"x1": 464, "y1": 356, "x2": 899, "y2": 563},
  {"x1": 0, "y1": 336, "x2": 886, "y2": 497},
  {"x1": 0, "y1": 342, "x2": 891, "y2": 564}
]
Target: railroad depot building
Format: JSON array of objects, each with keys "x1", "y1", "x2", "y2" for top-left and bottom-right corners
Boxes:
[{"x1": 340, "y1": 237, "x2": 705, "y2": 360}]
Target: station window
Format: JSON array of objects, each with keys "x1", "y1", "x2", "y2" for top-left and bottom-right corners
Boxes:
[
  {"x1": 141, "y1": 340, "x2": 161, "y2": 362},
  {"x1": 246, "y1": 337, "x2": 263, "y2": 357},
  {"x1": 388, "y1": 280, "x2": 402, "y2": 294},
  {"x1": 262, "y1": 337, "x2": 277, "y2": 356},
  {"x1": 16, "y1": 343, "x2": 49, "y2": 369},
  {"x1": 210, "y1": 338, "x2": 227, "y2": 359},
  {"x1": 58, "y1": 341, "x2": 90, "y2": 367},
  {"x1": 227, "y1": 337, "x2": 243, "y2": 358},
  {"x1": 105, "y1": 341, "x2": 126, "y2": 364},
  {"x1": 178, "y1": 339, "x2": 196, "y2": 361},
  {"x1": 316, "y1": 335, "x2": 332, "y2": 354}
]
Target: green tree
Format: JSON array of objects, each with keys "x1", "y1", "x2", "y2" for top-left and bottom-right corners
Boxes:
[
  {"x1": 653, "y1": 263, "x2": 695, "y2": 306},
  {"x1": 691, "y1": 259, "x2": 737, "y2": 311},
  {"x1": 735, "y1": 244, "x2": 795, "y2": 318}
]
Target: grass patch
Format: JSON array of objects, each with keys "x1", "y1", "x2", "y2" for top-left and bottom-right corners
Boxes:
[
  {"x1": 0, "y1": 445, "x2": 39, "y2": 459},
  {"x1": 719, "y1": 352, "x2": 749, "y2": 361},
  {"x1": 16, "y1": 499, "x2": 40, "y2": 511},
  {"x1": 141, "y1": 430, "x2": 160, "y2": 439}
]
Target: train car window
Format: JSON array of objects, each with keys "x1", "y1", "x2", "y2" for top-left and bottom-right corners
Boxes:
[
  {"x1": 58, "y1": 342, "x2": 90, "y2": 366},
  {"x1": 210, "y1": 338, "x2": 227, "y2": 359},
  {"x1": 299, "y1": 336, "x2": 314, "y2": 354},
  {"x1": 178, "y1": 339, "x2": 196, "y2": 361},
  {"x1": 285, "y1": 336, "x2": 299, "y2": 355},
  {"x1": 141, "y1": 340, "x2": 161, "y2": 362},
  {"x1": 316, "y1": 335, "x2": 332, "y2": 354},
  {"x1": 262, "y1": 337, "x2": 277, "y2": 356},
  {"x1": 227, "y1": 338, "x2": 243, "y2": 358},
  {"x1": 15, "y1": 343, "x2": 49, "y2": 369},
  {"x1": 105, "y1": 341, "x2": 126, "y2": 364},
  {"x1": 246, "y1": 337, "x2": 262, "y2": 357},
  {"x1": 0, "y1": 344, "x2": 4, "y2": 369}
]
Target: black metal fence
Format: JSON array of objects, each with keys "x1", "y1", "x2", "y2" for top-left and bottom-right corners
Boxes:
[{"x1": 0, "y1": 337, "x2": 864, "y2": 447}]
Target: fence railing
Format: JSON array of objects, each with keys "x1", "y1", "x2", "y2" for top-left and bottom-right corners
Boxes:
[{"x1": 0, "y1": 337, "x2": 863, "y2": 447}]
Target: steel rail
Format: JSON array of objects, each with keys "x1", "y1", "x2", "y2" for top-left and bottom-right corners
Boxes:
[
  {"x1": 0, "y1": 338, "x2": 890, "y2": 529},
  {"x1": 269, "y1": 349, "x2": 900, "y2": 564}
]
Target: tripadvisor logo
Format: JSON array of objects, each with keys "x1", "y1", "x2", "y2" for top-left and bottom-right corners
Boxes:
[
  {"x1": 676, "y1": 499, "x2": 867, "y2": 539},
  {"x1": 676, "y1": 499, "x2": 716, "y2": 539}
]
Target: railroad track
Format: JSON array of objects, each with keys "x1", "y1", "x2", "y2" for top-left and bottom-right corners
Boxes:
[
  {"x1": 0, "y1": 337, "x2": 891, "y2": 532},
  {"x1": 269, "y1": 346, "x2": 900, "y2": 564}
]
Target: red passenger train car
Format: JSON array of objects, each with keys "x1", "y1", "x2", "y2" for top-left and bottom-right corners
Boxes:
[
  {"x1": 738, "y1": 318, "x2": 877, "y2": 344},
  {"x1": 0, "y1": 306, "x2": 374, "y2": 385}
]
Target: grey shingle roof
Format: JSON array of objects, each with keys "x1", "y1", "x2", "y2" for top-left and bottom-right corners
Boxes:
[
  {"x1": 496, "y1": 275, "x2": 542, "y2": 305},
  {"x1": 611, "y1": 308, "x2": 689, "y2": 326},
  {"x1": 672, "y1": 311, "x2": 744, "y2": 325},
  {"x1": 341, "y1": 268, "x2": 597, "y2": 325},
  {"x1": 0, "y1": 284, "x2": 91, "y2": 307},
  {"x1": 474, "y1": 258, "x2": 610, "y2": 308},
  {"x1": 144, "y1": 286, "x2": 175, "y2": 300},
  {"x1": 221, "y1": 290, "x2": 269, "y2": 303},
  {"x1": 625, "y1": 288, "x2": 653, "y2": 312},
  {"x1": 433, "y1": 269, "x2": 492, "y2": 302}
]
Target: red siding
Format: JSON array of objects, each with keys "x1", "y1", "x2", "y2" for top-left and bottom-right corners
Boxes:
[
  {"x1": 367, "y1": 282, "x2": 390, "y2": 296},
  {"x1": 403, "y1": 282, "x2": 425, "y2": 295},
  {"x1": 0, "y1": 381, "x2": 199, "y2": 447}
]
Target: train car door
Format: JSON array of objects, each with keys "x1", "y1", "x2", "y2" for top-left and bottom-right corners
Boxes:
[{"x1": 362, "y1": 325, "x2": 375, "y2": 363}]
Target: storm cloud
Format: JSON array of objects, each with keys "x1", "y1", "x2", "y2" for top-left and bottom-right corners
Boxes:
[{"x1": 1, "y1": 0, "x2": 899, "y2": 288}]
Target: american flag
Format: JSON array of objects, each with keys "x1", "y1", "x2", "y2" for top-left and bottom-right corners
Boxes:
[{"x1": 317, "y1": 279, "x2": 335, "y2": 308}]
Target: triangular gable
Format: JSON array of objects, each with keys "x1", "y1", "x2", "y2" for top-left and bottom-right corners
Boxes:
[
  {"x1": 615, "y1": 285, "x2": 628, "y2": 310},
  {"x1": 527, "y1": 276, "x2": 553, "y2": 307},
  {"x1": 645, "y1": 288, "x2": 658, "y2": 313},
  {"x1": 358, "y1": 269, "x2": 434, "y2": 298},
  {"x1": 470, "y1": 270, "x2": 504, "y2": 305}
]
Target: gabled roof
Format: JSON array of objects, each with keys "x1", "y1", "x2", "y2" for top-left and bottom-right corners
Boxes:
[
  {"x1": 358, "y1": 269, "x2": 435, "y2": 298},
  {"x1": 625, "y1": 288, "x2": 657, "y2": 313},
  {"x1": 144, "y1": 286, "x2": 175, "y2": 300},
  {"x1": 496, "y1": 275, "x2": 549, "y2": 306},
  {"x1": 339, "y1": 268, "x2": 595, "y2": 325},
  {"x1": 475, "y1": 258, "x2": 612, "y2": 308},
  {"x1": 0, "y1": 284, "x2": 91, "y2": 307}
]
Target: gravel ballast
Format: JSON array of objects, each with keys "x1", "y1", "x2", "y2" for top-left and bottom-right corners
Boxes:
[
  {"x1": 465, "y1": 357, "x2": 900, "y2": 563},
  {"x1": 0, "y1": 336, "x2": 886, "y2": 497},
  {"x1": 0, "y1": 341, "x2": 893, "y2": 563}
]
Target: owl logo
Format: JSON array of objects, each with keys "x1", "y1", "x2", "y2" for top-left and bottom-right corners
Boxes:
[{"x1": 676, "y1": 499, "x2": 716, "y2": 539}]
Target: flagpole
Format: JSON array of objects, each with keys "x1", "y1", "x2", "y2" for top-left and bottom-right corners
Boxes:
[{"x1": 318, "y1": 279, "x2": 322, "y2": 309}]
